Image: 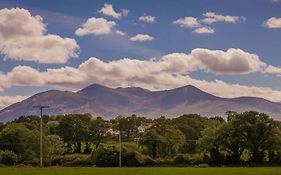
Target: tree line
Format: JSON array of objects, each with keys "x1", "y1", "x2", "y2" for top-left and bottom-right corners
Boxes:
[{"x1": 0, "y1": 111, "x2": 281, "y2": 167}]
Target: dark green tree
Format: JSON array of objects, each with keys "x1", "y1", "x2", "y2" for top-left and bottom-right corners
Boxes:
[
  {"x1": 56, "y1": 114, "x2": 91, "y2": 153},
  {"x1": 0, "y1": 123, "x2": 38, "y2": 161}
]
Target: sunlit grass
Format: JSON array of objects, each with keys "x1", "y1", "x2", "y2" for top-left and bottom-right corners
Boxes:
[{"x1": 0, "y1": 167, "x2": 281, "y2": 175}]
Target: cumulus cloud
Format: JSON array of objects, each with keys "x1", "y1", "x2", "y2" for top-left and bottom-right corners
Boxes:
[
  {"x1": 263, "y1": 17, "x2": 281, "y2": 28},
  {"x1": 75, "y1": 17, "x2": 116, "y2": 36},
  {"x1": 121, "y1": 9, "x2": 129, "y2": 17},
  {"x1": 192, "y1": 27, "x2": 215, "y2": 34},
  {"x1": 130, "y1": 34, "x2": 154, "y2": 42},
  {"x1": 0, "y1": 95, "x2": 28, "y2": 110},
  {"x1": 190, "y1": 48, "x2": 266, "y2": 74},
  {"x1": 0, "y1": 48, "x2": 272, "y2": 100},
  {"x1": 139, "y1": 15, "x2": 156, "y2": 23},
  {"x1": 0, "y1": 8, "x2": 79, "y2": 63},
  {"x1": 115, "y1": 30, "x2": 126, "y2": 36},
  {"x1": 264, "y1": 65, "x2": 281, "y2": 75},
  {"x1": 201, "y1": 12, "x2": 246, "y2": 24},
  {"x1": 174, "y1": 12, "x2": 246, "y2": 35},
  {"x1": 173, "y1": 17, "x2": 201, "y2": 28},
  {"x1": 98, "y1": 3, "x2": 123, "y2": 19}
]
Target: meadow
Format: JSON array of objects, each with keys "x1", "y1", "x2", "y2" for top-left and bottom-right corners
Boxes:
[{"x1": 0, "y1": 167, "x2": 281, "y2": 175}]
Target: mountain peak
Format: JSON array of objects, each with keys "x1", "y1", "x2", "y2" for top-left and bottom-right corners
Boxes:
[
  {"x1": 83, "y1": 83, "x2": 110, "y2": 89},
  {"x1": 2, "y1": 83, "x2": 281, "y2": 122}
]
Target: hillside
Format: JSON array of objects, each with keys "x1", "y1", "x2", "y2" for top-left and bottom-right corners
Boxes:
[{"x1": 0, "y1": 84, "x2": 281, "y2": 121}]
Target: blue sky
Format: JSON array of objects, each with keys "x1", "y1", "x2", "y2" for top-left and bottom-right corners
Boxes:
[{"x1": 0, "y1": 0, "x2": 281, "y2": 108}]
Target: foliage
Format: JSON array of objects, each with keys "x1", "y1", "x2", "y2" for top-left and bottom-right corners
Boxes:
[
  {"x1": 91, "y1": 144, "x2": 119, "y2": 167},
  {"x1": 113, "y1": 115, "x2": 142, "y2": 139},
  {"x1": 45, "y1": 135, "x2": 65, "y2": 164},
  {"x1": 172, "y1": 114, "x2": 210, "y2": 152},
  {"x1": 1, "y1": 111, "x2": 281, "y2": 167},
  {"x1": 56, "y1": 114, "x2": 91, "y2": 153},
  {"x1": 142, "y1": 119, "x2": 186, "y2": 158},
  {"x1": 0, "y1": 123, "x2": 38, "y2": 162},
  {"x1": 198, "y1": 111, "x2": 281, "y2": 164},
  {"x1": 0, "y1": 150, "x2": 18, "y2": 165}
]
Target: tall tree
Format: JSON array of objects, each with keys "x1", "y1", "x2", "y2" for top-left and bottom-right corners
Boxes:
[
  {"x1": 0, "y1": 123, "x2": 38, "y2": 161},
  {"x1": 56, "y1": 114, "x2": 91, "y2": 153},
  {"x1": 142, "y1": 119, "x2": 185, "y2": 158},
  {"x1": 85, "y1": 117, "x2": 109, "y2": 153}
]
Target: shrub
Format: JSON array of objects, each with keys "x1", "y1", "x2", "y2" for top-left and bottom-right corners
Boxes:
[
  {"x1": 0, "y1": 150, "x2": 18, "y2": 165},
  {"x1": 91, "y1": 145, "x2": 118, "y2": 167},
  {"x1": 122, "y1": 151, "x2": 141, "y2": 167},
  {"x1": 23, "y1": 159, "x2": 39, "y2": 167},
  {"x1": 57, "y1": 154, "x2": 91, "y2": 167},
  {"x1": 140, "y1": 156, "x2": 156, "y2": 166},
  {"x1": 174, "y1": 154, "x2": 186, "y2": 164}
]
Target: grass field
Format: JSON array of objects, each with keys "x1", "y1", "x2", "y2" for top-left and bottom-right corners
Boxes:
[{"x1": 0, "y1": 167, "x2": 281, "y2": 175}]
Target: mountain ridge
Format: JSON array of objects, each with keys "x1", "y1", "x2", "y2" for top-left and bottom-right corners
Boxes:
[{"x1": 0, "y1": 83, "x2": 280, "y2": 122}]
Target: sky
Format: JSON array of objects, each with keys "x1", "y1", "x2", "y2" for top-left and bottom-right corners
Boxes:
[{"x1": 0, "y1": 0, "x2": 281, "y2": 109}]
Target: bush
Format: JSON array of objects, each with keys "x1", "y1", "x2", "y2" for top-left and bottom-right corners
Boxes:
[
  {"x1": 122, "y1": 151, "x2": 141, "y2": 167},
  {"x1": 0, "y1": 150, "x2": 18, "y2": 165},
  {"x1": 140, "y1": 156, "x2": 156, "y2": 166},
  {"x1": 174, "y1": 154, "x2": 187, "y2": 164},
  {"x1": 20, "y1": 149, "x2": 37, "y2": 162},
  {"x1": 173, "y1": 153, "x2": 204, "y2": 166},
  {"x1": 91, "y1": 145, "x2": 118, "y2": 167},
  {"x1": 23, "y1": 159, "x2": 39, "y2": 167},
  {"x1": 54, "y1": 154, "x2": 91, "y2": 167}
]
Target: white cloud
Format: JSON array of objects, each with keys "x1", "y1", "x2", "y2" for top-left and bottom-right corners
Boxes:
[
  {"x1": 173, "y1": 17, "x2": 201, "y2": 28},
  {"x1": 139, "y1": 15, "x2": 156, "y2": 23},
  {"x1": 192, "y1": 27, "x2": 215, "y2": 34},
  {"x1": 75, "y1": 17, "x2": 116, "y2": 36},
  {"x1": 0, "y1": 95, "x2": 28, "y2": 110},
  {"x1": 263, "y1": 17, "x2": 281, "y2": 28},
  {"x1": 0, "y1": 48, "x2": 271, "y2": 97},
  {"x1": 98, "y1": 3, "x2": 122, "y2": 19},
  {"x1": 0, "y1": 8, "x2": 79, "y2": 63},
  {"x1": 115, "y1": 30, "x2": 126, "y2": 36},
  {"x1": 264, "y1": 65, "x2": 281, "y2": 75},
  {"x1": 201, "y1": 12, "x2": 246, "y2": 24},
  {"x1": 190, "y1": 48, "x2": 266, "y2": 74},
  {"x1": 130, "y1": 34, "x2": 154, "y2": 42},
  {"x1": 121, "y1": 9, "x2": 129, "y2": 17}
]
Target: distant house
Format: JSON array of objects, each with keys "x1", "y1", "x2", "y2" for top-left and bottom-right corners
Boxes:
[
  {"x1": 107, "y1": 127, "x2": 119, "y2": 136},
  {"x1": 138, "y1": 123, "x2": 152, "y2": 133}
]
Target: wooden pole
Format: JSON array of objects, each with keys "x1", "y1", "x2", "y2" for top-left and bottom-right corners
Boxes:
[
  {"x1": 33, "y1": 106, "x2": 49, "y2": 168},
  {"x1": 119, "y1": 131, "x2": 122, "y2": 167}
]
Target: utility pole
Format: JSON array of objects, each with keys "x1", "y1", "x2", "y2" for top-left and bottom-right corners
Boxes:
[
  {"x1": 33, "y1": 105, "x2": 50, "y2": 168},
  {"x1": 119, "y1": 130, "x2": 122, "y2": 168}
]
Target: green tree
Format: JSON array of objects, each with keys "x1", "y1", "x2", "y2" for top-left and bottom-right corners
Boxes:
[
  {"x1": 197, "y1": 127, "x2": 223, "y2": 165},
  {"x1": 113, "y1": 115, "x2": 142, "y2": 139},
  {"x1": 173, "y1": 114, "x2": 210, "y2": 152},
  {"x1": 87, "y1": 117, "x2": 109, "y2": 150},
  {"x1": 198, "y1": 111, "x2": 281, "y2": 164},
  {"x1": 0, "y1": 123, "x2": 38, "y2": 161},
  {"x1": 142, "y1": 119, "x2": 185, "y2": 158},
  {"x1": 56, "y1": 114, "x2": 91, "y2": 153},
  {"x1": 45, "y1": 135, "x2": 65, "y2": 164},
  {"x1": 0, "y1": 150, "x2": 18, "y2": 165},
  {"x1": 234, "y1": 111, "x2": 281, "y2": 163}
]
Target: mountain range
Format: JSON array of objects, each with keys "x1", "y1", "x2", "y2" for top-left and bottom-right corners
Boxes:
[{"x1": 0, "y1": 83, "x2": 281, "y2": 122}]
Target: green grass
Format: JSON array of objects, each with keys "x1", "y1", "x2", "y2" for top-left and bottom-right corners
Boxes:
[{"x1": 0, "y1": 167, "x2": 281, "y2": 175}]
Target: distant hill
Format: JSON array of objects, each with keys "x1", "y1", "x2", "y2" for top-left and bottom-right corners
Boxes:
[{"x1": 0, "y1": 83, "x2": 281, "y2": 122}]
